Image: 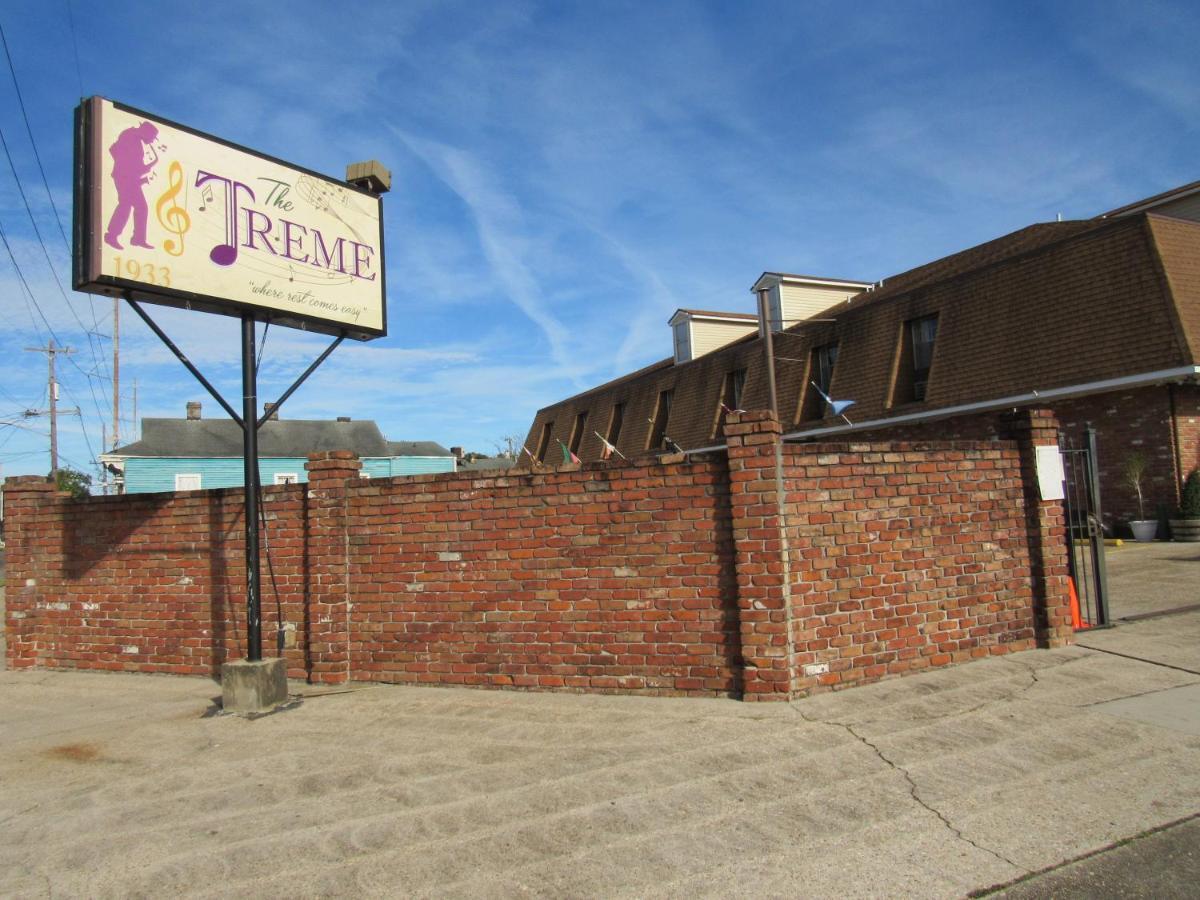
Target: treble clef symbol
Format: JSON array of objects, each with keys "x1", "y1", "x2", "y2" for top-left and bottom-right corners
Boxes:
[{"x1": 155, "y1": 161, "x2": 191, "y2": 257}]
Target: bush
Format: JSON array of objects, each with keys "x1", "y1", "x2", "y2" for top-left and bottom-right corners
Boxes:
[
  {"x1": 1181, "y1": 469, "x2": 1200, "y2": 518},
  {"x1": 53, "y1": 467, "x2": 92, "y2": 499}
]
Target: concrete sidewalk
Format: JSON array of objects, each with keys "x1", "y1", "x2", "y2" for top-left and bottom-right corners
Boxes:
[
  {"x1": 2, "y1": 614, "x2": 1199, "y2": 899},
  {"x1": 1104, "y1": 539, "x2": 1200, "y2": 620}
]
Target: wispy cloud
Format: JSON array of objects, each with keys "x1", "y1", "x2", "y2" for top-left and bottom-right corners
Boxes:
[{"x1": 392, "y1": 130, "x2": 579, "y2": 377}]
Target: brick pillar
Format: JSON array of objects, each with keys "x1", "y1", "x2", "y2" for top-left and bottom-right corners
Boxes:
[
  {"x1": 303, "y1": 451, "x2": 361, "y2": 684},
  {"x1": 2, "y1": 476, "x2": 58, "y2": 668},
  {"x1": 1008, "y1": 408, "x2": 1074, "y2": 648},
  {"x1": 724, "y1": 410, "x2": 795, "y2": 700}
]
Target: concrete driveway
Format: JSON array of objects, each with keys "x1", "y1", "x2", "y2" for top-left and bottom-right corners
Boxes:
[
  {"x1": 1105, "y1": 539, "x2": 1200, "y2": 619},
  {"x1": 3, "y1": 612, "x2": 1199, "y2": 898}
]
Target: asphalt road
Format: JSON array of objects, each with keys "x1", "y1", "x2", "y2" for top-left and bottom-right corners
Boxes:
[{"x1": 985, "y1": 815, "x2": 1200, "y2": 899}]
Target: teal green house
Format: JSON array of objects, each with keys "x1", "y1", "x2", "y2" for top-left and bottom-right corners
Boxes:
[{"x1": 101, "y1": 402, "x2": 456, "y2": 494}]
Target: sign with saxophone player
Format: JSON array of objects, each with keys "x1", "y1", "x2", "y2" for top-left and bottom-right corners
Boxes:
[{"x1": 73, "y1": 97, "x2": 386, "y2": 340}]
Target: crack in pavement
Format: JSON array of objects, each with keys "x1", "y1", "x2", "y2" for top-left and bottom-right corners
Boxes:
[
  {"x1": 798, "y1": 663, "x2": 1043, "y2": 730},
  {"x1": 793, "y1": 706, "x2": 1030, "y2": 876},
  {"x1": 0, "y1": 802, "x2": 40, "y2": 827}
]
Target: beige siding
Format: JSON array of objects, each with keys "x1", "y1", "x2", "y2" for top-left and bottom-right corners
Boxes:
[
  {"x1": 1155, "y1": 194, "x2": 1200, "y2": 224},
  {"x1": 691, "y1": 320, "x2": 758, "y2": 357},
  {"x1": 779, "y1": 283, "x2": 860, "y2": 326}
]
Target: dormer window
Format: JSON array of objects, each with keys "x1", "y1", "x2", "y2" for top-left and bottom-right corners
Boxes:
[
  {"x1": 715, "y1": 368, "x2": 747, "y2": 437},
  {"x1": 799, "y1": 343, "x2": 839, "y2": 422},
  {"x1": 648, "y1": 389, "x2": 673, "y2": 450},
  {"x1": 606, "y1": 402, "x2": 625, "y2": 445},
  {"x1": 569, "y1": 411, "x2": 588, "y2": 457},
  {"x1": 669, "y1": 309, "x2": 757, "y2": 365},
  {"x1": 890, "y1": 313, "x2": 939, "y2": 405},
  {"x1": 910, "y1": 315, "x2": 938, "y2": 401},
  {"x1": 672, "y1": 320, "x2": 692, "y2": 364},
  {"x1": 536, "y1": 421, "x2": 554, "y2": 462}
]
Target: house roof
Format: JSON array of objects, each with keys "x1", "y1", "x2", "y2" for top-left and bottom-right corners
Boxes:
[
  {"x1": 108, "y1": 417, "x2": 451, "y2": 459},
  {"x1": 458, "y1": 456, "x2": 516, "y2": 472},
  {"x1": 524, "y1": 210, "x2": 1200, "y2": 462},
  {"x1": 1100, "y1": 178, "x2": 1200, "y2": 219},
  {"x1": 672, "y1": 309, "x2": 758, "y2": 321},
  {"x1": 752, "y1": 272, "x2": 873, "y2": 291},
  {"x1": 386, "y1": 440, "x2": 456, "y2": 457}
]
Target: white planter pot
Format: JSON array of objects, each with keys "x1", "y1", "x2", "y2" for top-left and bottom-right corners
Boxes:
[{"x1": 1129, "y1": 520, "x2": 1159, "y2": 542}]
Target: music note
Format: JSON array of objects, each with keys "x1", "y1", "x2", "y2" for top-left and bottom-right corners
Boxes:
[
  {"x1": 194, "y1": 171, "x2": 255, "y2": 267},
  {"x1": 154, "y1": 161, "x2": 190, "y2": 257},
  {"x1": 288, "y1": 264, "x2": 295, "y2": 283},
  {"x1": 198, "y1": 184, "x2": 214, "y2": 212}
]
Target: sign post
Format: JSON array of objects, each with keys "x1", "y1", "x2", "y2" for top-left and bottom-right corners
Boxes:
[
  {"x1": 241, "y1": 314, "x2": 262, "y2": 662},
  {"x1": 74, "y1": 96, "x2": 389, "y2": 703}
]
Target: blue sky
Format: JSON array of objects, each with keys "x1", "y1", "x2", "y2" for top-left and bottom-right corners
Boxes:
[{"x1": 1, "y1": 0, "x2": 1198, "y2": 483}]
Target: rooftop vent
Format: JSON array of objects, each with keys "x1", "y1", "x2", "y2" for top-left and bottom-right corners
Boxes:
[
  {"x1": 263, "y1": 403, "x2": 280, "y2": 421},
  {"x1": 337, "y1": 416, "x2": 351, "y2": 422},
  {"x1": 186, "y1": 401, "x2": 201, "y2": 420}
]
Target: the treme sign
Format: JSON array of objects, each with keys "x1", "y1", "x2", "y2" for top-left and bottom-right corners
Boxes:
[{"x1": 73, "y1": 97, "x2": 386, "y2": 340}]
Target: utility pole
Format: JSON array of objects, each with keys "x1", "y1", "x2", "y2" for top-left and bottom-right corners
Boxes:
[{"x1": 24, "y1": 340, "x2": 79, "y2": 476}]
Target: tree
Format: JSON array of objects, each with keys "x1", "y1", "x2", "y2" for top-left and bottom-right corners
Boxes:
[
  {"x1": 54, "y1": 467, "x2": 92, "y2": 499},
  {"x1": 493, "y1": 435, "x2": 521, "y2": 460}
]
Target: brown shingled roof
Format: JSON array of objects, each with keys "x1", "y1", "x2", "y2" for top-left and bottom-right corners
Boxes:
[
  {"x1": 525, "y1": 212, "x2": 1200, "y2": 461},
  {"x1": 1100, "y1": 179, "x2": 1200, "y2": 218},
  {"x1": 1147, "y1": 214, "x2": 1200, "y2": 363}
]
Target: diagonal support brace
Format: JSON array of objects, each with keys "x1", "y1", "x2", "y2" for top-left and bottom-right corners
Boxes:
[
  {"x1": 126, "y1": 298, "x2": 244, "y2": 428},
  {"x1": 256, "y1": 335, "x2": 343, "y2": 430}
]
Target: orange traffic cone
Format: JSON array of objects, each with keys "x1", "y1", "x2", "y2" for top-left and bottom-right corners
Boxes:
[{"x1": 1068, "y1": 577, "x2": 1088, "y2": 630}]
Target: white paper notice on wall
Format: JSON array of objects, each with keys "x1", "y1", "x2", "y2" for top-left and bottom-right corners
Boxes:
[{"x1": 1035, "y1": 445, "x2": 1066, "y2": 501}]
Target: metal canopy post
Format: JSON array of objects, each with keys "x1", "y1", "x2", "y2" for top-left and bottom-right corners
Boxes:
[
  {"x1": 757, "y1": 288, "x2": 779, "y2": 417},
  {"x1": 241, "y1": 315, "x2": 263, "y2": 662},
  {"x1": 1085, "y1": 426, "x2": 1111, "y2": 627}
]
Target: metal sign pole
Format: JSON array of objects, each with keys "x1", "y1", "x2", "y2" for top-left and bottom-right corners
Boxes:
[{"x1": 241, "y1": 314, "x2": 262, "y2": 662}]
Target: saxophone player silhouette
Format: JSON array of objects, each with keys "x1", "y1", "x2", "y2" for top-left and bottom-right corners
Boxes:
[{"x1": 104, "y1": 121, "x2": 161, "y2": 250}]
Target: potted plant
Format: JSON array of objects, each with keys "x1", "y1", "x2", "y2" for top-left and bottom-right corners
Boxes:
[
  {"x1": 1124, "y1": 451, "x2": 1158, "y2": 541},
  {"x1": 1169, "y1": 469, "x2": 1200, "y2": 542}
]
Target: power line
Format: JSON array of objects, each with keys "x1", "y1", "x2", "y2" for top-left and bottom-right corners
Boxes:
[
  {"x1": 0, "y1": 215, "x2": 103, "y2": 467},
  {"x1": 0, "y1": 19, "x2": 112, "y2": 396},
  {"x1": 0, "y1": 126, "x2": 110, "y2": 389},
  {"x1": 0, "y1": 24, "x2": 72, "y2": 254},
  {"x1": 0, "y1": 19, "x2": 112, "y2": 383},
  {"x1": 63, "y1": 0, "x2": 85, "y2": 99}
]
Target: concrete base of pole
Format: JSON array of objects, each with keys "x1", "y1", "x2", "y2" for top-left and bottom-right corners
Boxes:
[{"x1": 220, "y1": 658, "x2": 288, "y2": 715}]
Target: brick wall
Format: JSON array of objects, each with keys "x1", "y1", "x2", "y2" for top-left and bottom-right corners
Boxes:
[
  {"x1": 782, "y1": 438, "x2": 1057, "y2": 694},
  {"x1": 1, "y1": 476, "x2": 308, "y2": 677},
  {"x1": 3, "y1": 414, "x2": 1073, "y2": 699},
  {"x1": 342, "y1": 455, "x2": 741, "y2": 695},
  {"x1": 844, "y1": 384, "x2": 1200, "y2": 534}
]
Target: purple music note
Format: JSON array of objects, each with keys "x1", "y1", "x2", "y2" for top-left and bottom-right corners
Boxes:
[{"x1": 194, "y1": 171, "x2": 255, "y2": 266}]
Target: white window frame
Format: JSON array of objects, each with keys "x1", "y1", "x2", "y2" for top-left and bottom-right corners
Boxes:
[
  {"x1": 175, "y1": 473, "x2": 202, "y2": 491},
  {"x1": 672, "y1": 320, "x2": 692, "y2": 364}
]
